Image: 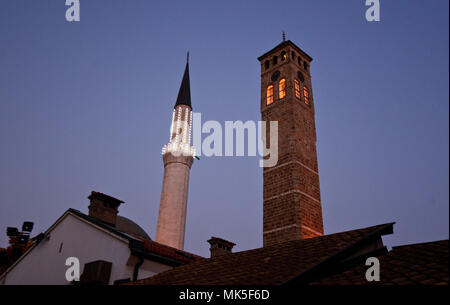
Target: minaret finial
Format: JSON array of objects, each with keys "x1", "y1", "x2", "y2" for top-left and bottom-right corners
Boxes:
[{"x1": 282, "y1": 31, "x2": 286, "y2": 42}]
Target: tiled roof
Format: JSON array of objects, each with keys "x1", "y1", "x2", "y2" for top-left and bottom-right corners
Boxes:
[
  {"x1": 130, "y1": 223, "x2": 393, "y2": 285},
  {"x1": 141, "y1": 240, "x2": 203, "y2": 265},
  {"x1": 311, "y1": 240, "x2": 449, "y2": 285}
]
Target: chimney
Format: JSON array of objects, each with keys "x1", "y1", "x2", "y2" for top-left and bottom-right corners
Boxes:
[
  {"x1": 88, "y1": 191, "x2": 124, "y2": 227},
  {"x1": 207, "y1": 237, "x2": 235, "y2": 258}
]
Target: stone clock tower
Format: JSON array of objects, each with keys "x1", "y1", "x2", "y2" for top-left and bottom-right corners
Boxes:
[
  {"x1": 156, "y1": 58, "x2": 195, "y2": 250},
  {"x1": 258, "y1": 39, "x2": 324, "y2": 246}
]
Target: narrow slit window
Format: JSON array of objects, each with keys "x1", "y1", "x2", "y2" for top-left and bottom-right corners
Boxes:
[
  {"x1": 294, "y1": 79, "x2": 301, "y2": 99},
  {"x1": 279, "y1": 78, "x2": 286, "y2": 99},
  {"x1": 303, "y1": 86, "x2": 309, "y2": 105},
  {"x1": 273, "y1": 56, "x2": 278, "y2": 65},
  {"x1": 266, "y1": 85, "x2": 274, "y2": 105}
]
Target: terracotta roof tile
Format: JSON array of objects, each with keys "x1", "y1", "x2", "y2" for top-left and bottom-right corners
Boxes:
[
  {"x1": 142, "y1": 240, "x2": 203, "y2": 264},
  {"x1": 312, "y1": 240, "x2": 449, "y2": 285},
  {"x1": 129, "y1": 223, "x2": 393, "y2": 285}
]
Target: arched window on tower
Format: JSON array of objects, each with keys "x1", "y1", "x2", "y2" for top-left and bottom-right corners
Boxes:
[
  {"x1": 294, "y1": 79, "x2": 301, "y2": 99},
  {"x1": 264, "y1": 60, "x2": 270, "y2": 70},
  {"x1": 303, "y1": 86, "x2": 309, "y2": 105},
  {"x1": 279, "y1": 78, "x2": 286, "y2": 99},
  {"x1": 266, "y1": 85, "x2": 274, "y2": 105},
  {"x1": 281, "y1": 51, "x2": 287, "y2": 61},
  {"x1": 273, "y1": 56, "x2": 278, "y2": 65}
]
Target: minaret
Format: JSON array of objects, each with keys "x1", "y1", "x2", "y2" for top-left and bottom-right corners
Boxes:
[{"x1": 156, "y1": 56, "x2": 195, "y2": 250}]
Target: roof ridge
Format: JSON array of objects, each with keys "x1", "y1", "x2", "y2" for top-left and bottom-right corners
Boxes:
[
  {"x1": 143, "y1": 239, "x2": 203, "y2": 259},
  {"x1": 391, "y1": 239, "x2": 448, "y2": 250},
  {"x1": 322, "y1": 222, "x2": 395, "y2": 237}
]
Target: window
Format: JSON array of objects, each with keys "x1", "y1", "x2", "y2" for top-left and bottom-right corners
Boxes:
[
  {"x1": 266, "y1": 85, "x2": 274, "y2": 105},
  {"x1": 297, "y1": 57, "x2": 301, "y2": 66},
  {"x1": 291, "y1": 51, "x2": 295, "y2": 59},
  {"x1": 297, "y1": 71, "x2": 304, "y2": 82},
  {"x1": 80, "y1": 260, "x2": 112, "y2": 285},
  {"x1": 303, "y1": 86, "x2": 309, "y2": 105},
  {"x1": 273, "y1": 56, "x2": 278, "y2": 65},
  {"x1": 271, "y1": 70, "x2": 280, "y2": 82},
  {"x1": 294, "y1": 79, "x2": 301, "y2": 99},
  {"x1": 264, "y1": 60, "x2": 270, "y2": 70},
  {"x1": 303, "y1": 61, "x2": 308, "y2": 71},
  {"x1": 279, "y1": 78, "x2": 286, "y2": 99},
  {"x1": 281, "y1": 51, "x2": 287, "y2": 61}
]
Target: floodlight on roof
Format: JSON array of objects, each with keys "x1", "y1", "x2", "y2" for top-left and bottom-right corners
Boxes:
[{"x1": 22, "y1": 222, "x2": 34, "y2": 233}]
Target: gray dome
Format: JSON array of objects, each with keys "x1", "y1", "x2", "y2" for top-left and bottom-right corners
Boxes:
[{"x1": 116, "y1": 216, "x2": 151, "y2": 240}]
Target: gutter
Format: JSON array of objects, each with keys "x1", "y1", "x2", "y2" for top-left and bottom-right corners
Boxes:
[{"x1": 132, "y1": 256, "x2": 144, "y2": 282}]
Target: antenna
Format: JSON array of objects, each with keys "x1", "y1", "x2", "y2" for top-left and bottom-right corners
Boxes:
[{"x1": 187, "y1": 51, "x2": 190, "y2": 63}]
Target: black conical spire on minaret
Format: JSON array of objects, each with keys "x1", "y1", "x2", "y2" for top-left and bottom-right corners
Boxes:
[{"x1": 175, "y1": 52, "x2": 191, "y2": 108}]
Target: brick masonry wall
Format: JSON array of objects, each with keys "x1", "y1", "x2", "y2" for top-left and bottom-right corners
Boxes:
[
  {"x1": 156, "y1": 153, "x2": 194, "y2": 250},
  {"x1": 260, "y1": 42, "x2": 323, "y2": 246}
]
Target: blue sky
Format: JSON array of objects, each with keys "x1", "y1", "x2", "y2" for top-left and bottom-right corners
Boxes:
[{"x1": 0, "y1": 0, "x2": 448, "y2": 257}]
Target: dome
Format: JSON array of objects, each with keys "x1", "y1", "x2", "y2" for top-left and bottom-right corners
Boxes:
[{"x1": 116, "y1": 216, "x2": 151, "y2": 240}]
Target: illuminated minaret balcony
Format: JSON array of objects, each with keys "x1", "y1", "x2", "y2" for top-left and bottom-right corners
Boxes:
[{"x1": 161, "y1": 106, "x2": 195, "y2": 157}]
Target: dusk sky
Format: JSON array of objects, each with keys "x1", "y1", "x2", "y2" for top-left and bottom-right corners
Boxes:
[{"x1": 0, "y1": 0, "x2": 448, "y2": 257}]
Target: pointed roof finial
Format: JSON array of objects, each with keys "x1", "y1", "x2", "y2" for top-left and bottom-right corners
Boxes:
[
  {"x1": 175, "y1": 57, "x2": 191, "y2": 108},
  {"x1": 282, "y1": 31, "x2": 286, "y2": 42}
]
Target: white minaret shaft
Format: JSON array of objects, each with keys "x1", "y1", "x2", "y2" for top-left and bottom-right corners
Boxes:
[{"x1": 156, "y1": 59, "x2": 194, "y2": 250}]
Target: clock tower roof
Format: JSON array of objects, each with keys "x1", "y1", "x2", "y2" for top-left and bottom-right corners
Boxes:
[{"x1": 257, "y1": 40, "x2": 313, "y2": 62}]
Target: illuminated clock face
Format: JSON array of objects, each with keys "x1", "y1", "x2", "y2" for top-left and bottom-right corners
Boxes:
[
  {"x1": 297, "y1": 71, "x2": 305, "y2": 82},
  {"x1": 271, "y1": 70, "x2": 280, "y2": 82}
]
